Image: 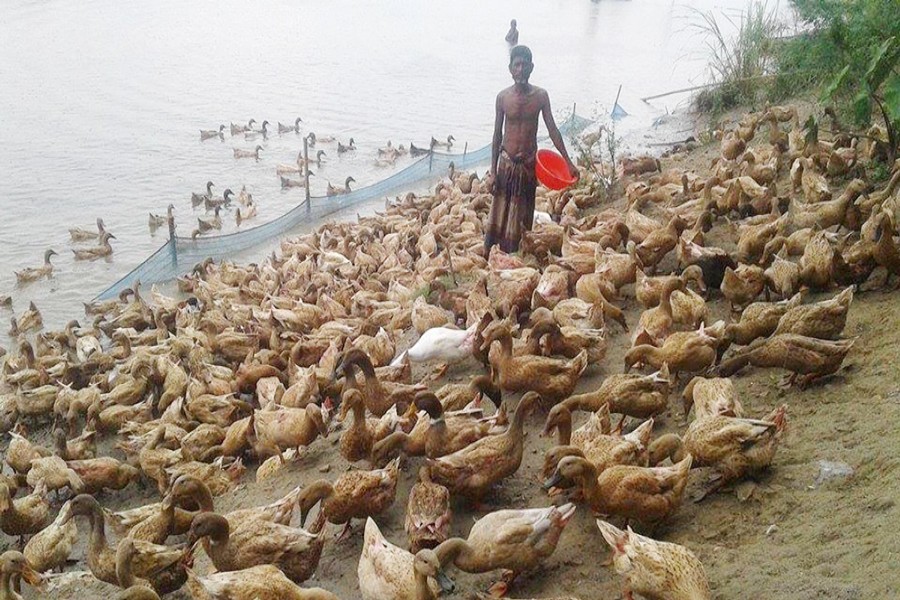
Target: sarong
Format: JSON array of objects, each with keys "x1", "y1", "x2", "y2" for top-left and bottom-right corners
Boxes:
[{"x1": 484, "y1": 148, "x2": 537, "y2": 253}]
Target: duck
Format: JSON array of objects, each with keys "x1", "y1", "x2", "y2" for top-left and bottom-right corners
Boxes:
[
  {"x1": 718, "y1": 129, "x2": 746, "y2": 160},
  {"x1": 371, "y1": 391, "x2": 504, "y2": 463},
  {"x1": 276, "y1": 151, "x2": 306, "y2": 176},
  {"x1": 14, "y1": 249, "x2": 58, "y2": 284},
  {"x1": 54, "y1": 427, "x2": 97, "y2": 461},
  {"x1": 426, "y1": 391, "x2": 540, "y2": 502},
  {"x1": 410, "y1": 142, "x2": 432, "y2": 157},
  {"x1": 406, "y1": 466, "x2": 451, "y2": 553},
  {"x1": 326, "y1": 176, "x2": 356, "y2": 196},
  {"x1": 9, "y1": 301, "x2": 42, "y2": 335},
  {"x1": 633, "y1": 278, "x2": 684, "y2": 346},
  {"x1": 681, "y1": 376, "x2": 744, "y2": 420},
  {"x1": 482, "y1": 324, "x2": 587, "y2": 405},
  {"x1": 625, "y1": 326, "x2": 719, "y2": 377},
  {"x1": 635, "y1": 265, "x2": 706, "y2": 308},
  {"x1": 431, "y1": 135, "x2": 455, "y2": 149},
  {"x1": 233, "y1": 145, "x2": 263, "y2": 159},
  {"x1": 545, "y1": 455, "x2": 693, "y2": 526},
  {"x1": 653, "y1": 405, "x2": 787, "y2": 498},
  {"x1": 278, "y1": 117, "x2": 302, "y2": 134},
  {"x1": 148, "y1": 205, "x2": 174, "y2": 231},
  {"x1": 560, "y1": 368, "x2": 672, "y2": 419},
  {"x1": 596, "y1": 520, "x2": 711, "y2": 600},
  {"x1": 205, "y1": 188, "x2": 234, "y2": 211},
  {"x1": 200, "y1": 125, "x2": 225, "y2": 140},
  {"x1": 720, "y1": 264, "x2": 765, "y2": 312},
  {"x1": 72, "y1": 231, "x2": 116, "y2": 260},
  {"x1": 872, "y1": 212, "x2": 900, "y2": 285},
  {"x1": 393, "y1": 322, "x2": 475, "y2": 366},
  {"x1": 62, "y1": 494, "x2": 186, "y2": 593},
  {"x1": 335, "y1": 349, "x2": 426, "y2": 416},
  {"x1": 23, "y1": 499, "x2": 77, "y2": 573},
  {"x1": 434, "y1": 503, "x2": 577, "y2": 596},
  {"x1": 718, "y1": 334, "x2": 854, "y2": 388},
  {"x1": 244, "y1": 120, "x2": 269, "y2": 140},
  {"x1": 236, "y1": 200, "x2": 258, "y2": 225},
  {"x1": 678, "y1": 238, "x2": 737, "y2": 291},
  {"x1": 339, "y1": 387, "x2": 378, "y2": 463},
  {"x1": 281, "y1": 173, "x2": 314, "y2": 189},
  {"x1": 230, "y1": 119, "x2": 256, "y2": 136},
  {"x1": 337, "y1": 138, "x2": 356, "y2": 154},
  {"x1": 187, "y1": 510, "x2": 326, "y2": 583},
  {"x1": 798, "y1": 230, "x2": 836, "y2": 290},
  {"x1": 433, "y1": 374, "x2": 502, "y2": 413},
  {"x1": 190, "y1": 181, "x2": 215, "y2": 207},
  {"x1": 632, "y1": 216, "x2": 688, "y2": 273},
  {"x1": 773, "y1": 286, "x2": 853, "y2": 339},
  {"x1": 300, "y1": 149, "x2": 328, "y2": 168},
  {"x1": 531, "y1": 319, "x2": 607, "y2": 363},
  {"x1": 66, "y1": 456, "x2": 139, "y2": 495},
  {"x1": 0, "y1": 551, "x2": 44, "y2": 599},
  {"x1": 722, "y1": 293, "x2": 802, "y2": 347},
  {"x1": 764, "y1": 249, "x2": 801, "y2": 299},
  {"x1": 185, "y1": 564, "x2": 340, "y2": 599},
  {"x1": 69, "y1": 218, "x2": 107, "y2": 242},
  {"x1": 0, "y1": 482, "x2": 50, "y2": 546},
  {"x1": 197, "y1": 206, "x2": 222, "y2": 233},
  {"x1": 297, "y1": 458, "x2": 400, "y2": 538},
  {"x1": 358, "y1": 517, "x2": 455, "y2": 600},
  {"x1": 793, "y1": 156, "x2": 832, "y2": 203}
]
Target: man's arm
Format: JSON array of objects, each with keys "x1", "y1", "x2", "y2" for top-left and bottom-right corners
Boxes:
[
  {"x1": 491, "y1": 93, "x2": 505, "y2": 178},
  {"x1": 541, "y1": 91, "x2": 579, "y2": 179}
]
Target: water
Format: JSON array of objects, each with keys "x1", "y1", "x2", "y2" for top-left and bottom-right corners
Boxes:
[{"x1": 0, "y1": 0, "x2": 761, "y2": 346}]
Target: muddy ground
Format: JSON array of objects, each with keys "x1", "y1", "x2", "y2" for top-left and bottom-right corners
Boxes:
[{"x1": 8, "y1": 101, "x2": 900, "y2": 599}]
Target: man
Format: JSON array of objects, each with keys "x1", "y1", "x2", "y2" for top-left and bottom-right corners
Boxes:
[
  {"x1": 485, "y1": 45, "x2": 578, "y2": 253},
  {"x1": 505, "y1": 19, "x2": 519, "y2": 45}
]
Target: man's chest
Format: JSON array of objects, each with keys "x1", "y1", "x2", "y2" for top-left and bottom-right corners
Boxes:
[{"x1": 503, "y1": 93, "x2": 541, "y2": 120}]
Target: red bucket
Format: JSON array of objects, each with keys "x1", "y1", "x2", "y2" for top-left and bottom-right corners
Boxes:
[{"x1": 535, "y1": 149, "x2": 576, "y2": 190}]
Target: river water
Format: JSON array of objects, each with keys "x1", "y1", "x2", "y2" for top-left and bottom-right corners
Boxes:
[{"x1": 0, "y1": 0, "x2": 764, "y2": 346}]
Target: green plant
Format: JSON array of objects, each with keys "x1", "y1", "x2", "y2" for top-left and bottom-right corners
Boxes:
[{"x1": 690, "y1": 1, "x2": 786, "y2": 112}]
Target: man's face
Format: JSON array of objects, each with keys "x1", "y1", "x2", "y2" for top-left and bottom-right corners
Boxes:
[{"x1": 510, "y1": 55, "x2": 533, "y2": 85}]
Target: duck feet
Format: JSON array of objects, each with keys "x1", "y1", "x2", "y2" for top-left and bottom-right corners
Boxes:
[
  {"x1": 335, "y1": 520, "x2": 354, "y2": 541},
  {"x1": 486, "y1": 570, "x2": 516, "y2": 597},
  {"x1": 776, "y1": 373, "x2": 796, "y2": 390}
]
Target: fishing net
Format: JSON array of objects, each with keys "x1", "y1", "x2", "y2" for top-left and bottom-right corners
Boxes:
[{"x1": 94, "y1": 112, "x2": 593, "y2": 300}]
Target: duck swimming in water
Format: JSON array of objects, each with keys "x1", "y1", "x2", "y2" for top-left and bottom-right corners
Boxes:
[
  {"x1": 148, "y1": 204, "x2": 175, "y2": 231},
  {"x1": 69, "y1": 218, "x2": 107, "y2": 243},
  {"x1": 277, "y1": 117, "x2": 302, "y2": 134},
  {"x1": 200, "y1": 125, "x2": 225, "y2": 140},
  {"x1": 15, "y1": 249, "x2": 57, "y2": 284},
  {"x1": 327, "y1": 176, "x2": 356, "y2": 196},
  {"x1": 72, "y1": 232, "x2": 116, "y2": 261}
]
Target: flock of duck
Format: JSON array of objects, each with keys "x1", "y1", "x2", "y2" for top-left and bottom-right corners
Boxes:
[{"x1": 0, "y1": 100, "x2": 897, "y2": 600}]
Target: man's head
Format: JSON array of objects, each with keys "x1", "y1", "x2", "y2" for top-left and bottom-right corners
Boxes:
[
  {"x1": 510, "y1": 19, "x2": 517, "y2": 28},
  {"x1": 509, "y1": 44, "x2": 533, "y2": 85}
]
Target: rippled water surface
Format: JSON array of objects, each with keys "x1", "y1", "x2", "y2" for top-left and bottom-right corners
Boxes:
[{"x1": 0, "y1": 0, "x2": 760, "y2": 344}]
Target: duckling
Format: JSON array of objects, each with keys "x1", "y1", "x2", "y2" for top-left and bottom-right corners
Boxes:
[
  {"x1": 358, "y1": 518, "x2": 455, "y2": 600},
  {"x1": 14, "y1": 249, "x2": 58, "y2": 284},
  {"x1": 596, "y1": 520, "x2": 711, "y2": 600},
  {"x1": 326, "y1": 176, "x2": 356, "y2": 196},
  {"x1": 337, "y1": 138, "x2": 356, "y2": 154},
  {"x1": 244, "y1": 120, "x2": 269, "y2": 140},
  {"x1": 297, "y1": 458, "x2": 400, "y2": 539},
  {"x1": 0, "y1": 551, "x2": 44, "y2": 599},
  {"x1": 233, "y1": 145, "x2": 263, "y2": 159},
  {"x1": 721, "y1": 264, "x2": 765, "y2": 312},
  {"x1": 148, "y1": 204, "x2": 174, "y2": 231},
  {"x1": 197, "y1": 206, "x2": 222, "y2": 233},
  {"x1": 426, "y1": 392, "x2": 540, "y2": 502},
  {"x1": 545, "y1": 455, "x2": 692, "y2": 526},
  {"x1": 277, "y1": 117, "x2": 302, "y2": 134},
  {"x1": 719, "y1": 334, "x2": 854, "y2": 388},
  {"x1": 190, "y1": 182, "x2": 216, "y2": 209},
  {"x1": 200, "y1": 124, "x2": 225, "y2": 140},
  {"x1": 9, "y1": 302, "x2": 42, "y2": 335},
  {"x1": 406, "y1": 466, "x2": 451, "y2": 553},
  {"x1": 72, "y1": 231, "x2": 116, "y2": 260},
  {"x1": 69, "y1": 217, "x2": 107, "y2": 242},
  {"x1": 434, "y1": 503, "x2": 577, "y2": 597},
  {"x1": 773, "y1": 286, "x2": 853, "y2": 339}
]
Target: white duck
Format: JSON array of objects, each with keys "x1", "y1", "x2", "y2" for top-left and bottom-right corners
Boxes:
[{"x1": 393, "y1": 323, "x2": 476, "y2": 366}]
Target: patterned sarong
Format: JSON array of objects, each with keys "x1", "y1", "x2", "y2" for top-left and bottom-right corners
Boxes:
[{"x1": 484, "y1": 148, "x2": 537, "y2": 253}]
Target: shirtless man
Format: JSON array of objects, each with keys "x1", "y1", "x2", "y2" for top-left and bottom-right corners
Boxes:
[{"x1": 485, "y1": 45, "x2": 578, "y2": 253}]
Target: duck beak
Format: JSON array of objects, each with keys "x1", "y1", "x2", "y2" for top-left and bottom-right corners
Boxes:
[
  {"x1": 21, "y1": 563, "x2": 44, "y2": 588},
  {"x1": 543, "y1": 470, "x2": 563, "y2": 490},
  {"x1": 435, "y1": 569, "x2": 456, "y2": 594}
]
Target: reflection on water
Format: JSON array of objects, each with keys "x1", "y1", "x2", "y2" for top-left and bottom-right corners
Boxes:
[{"x1": 0, "y1": 0, "x2": 756, "y2": 345}]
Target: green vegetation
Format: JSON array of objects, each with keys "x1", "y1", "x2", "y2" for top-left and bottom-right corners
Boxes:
[{"x1": 694, "y1": 0, "x2": 900, "y2": 160}]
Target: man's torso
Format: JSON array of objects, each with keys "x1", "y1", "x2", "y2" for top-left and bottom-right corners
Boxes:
[{"x1": 499, "y1": 84, "x2": 545, "y2": 159}]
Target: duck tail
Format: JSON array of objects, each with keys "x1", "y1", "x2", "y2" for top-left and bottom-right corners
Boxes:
[
  {"x1": 572, "y1": 349, "x2": 589, "y2": 377},
  {"x1": 390, "y1": 350, "x2": 408, "y2": 367}
]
